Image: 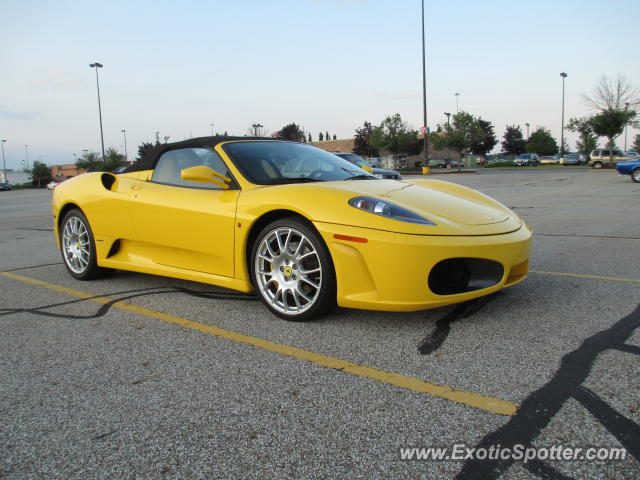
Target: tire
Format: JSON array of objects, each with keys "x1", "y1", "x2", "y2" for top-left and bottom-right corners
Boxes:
[
  {"x1": 59, "y1": 208, "x2": 112, "y2": 280},
  {"x1": 250, "y1": 217, "x2": 336, "y2": 321},
  {"x1": 632, "y1": 168, "x2": 640, "y2": 183},
  {"x1": 592, "y1": 161, "x2": 603, "y2": 169}
]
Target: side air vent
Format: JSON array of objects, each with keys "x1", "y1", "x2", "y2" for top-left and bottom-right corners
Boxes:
[
  {"x1": 428, "y1": 258, "x2": 504, "y2": 295},
  {"x1": 101, "y1": 173, "x2": 118, "y2": 191}
]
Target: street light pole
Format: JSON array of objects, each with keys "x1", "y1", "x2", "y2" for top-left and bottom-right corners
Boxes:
[
  {"x1": 420, "y1": 0, "x2": 429, "y2": 166},
  {"x1": 560, "y1": 72, "x2": 567, "y2": 157},
  {"x1": 455, "y1": 92, "x2": 460, "y2": 113},
  {"x1": 444, "y1": 112, "x2": 451, "y2": 125},
  {"x1": 89, "y1": 62, "x2": 105, "y2": 161},
  {"x1": 121, "y1": 129, "x2": 128, "y2": 162},
  {"x1": 525, "y1": 123, "x2": 530, "y2": 139},
  {"x1": 1, "y1": 140, "x2": 7, "y2": 183},
  {"x1": 210, "y1": 123, "x2": 214, "y2": 136}
]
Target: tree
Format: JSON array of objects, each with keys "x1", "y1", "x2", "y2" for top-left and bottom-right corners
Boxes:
[
  {"x1": 308, "y1": 132, "x2": 312, "y2": 143},
  {"x1": 587, "y1": 109, "x2": 636, "y2": 164},
  {"x1": 102, "y1": 147, "x2": 127, "y2": 173},
  {"x1": 632, "y1": 133, "x2": 640, "y2": 153},
  {"x1": 76, "y1": 151, "x2": 102, "y2": 172},
  {"x1": 31, "y1": 160, "x2": 51, "y2": 187},
  {"x1": 567, "y1": 117, "x2": 598, "y2": 158},
  {"x1": 582, "y1": 75, "x2": 640, "y2": 111},
  {"x1": 319, "y1": 132, "x2": 324, "y2": 141},
  {"x1": 353, "y1": 121, "x2": 379, "y2": 157},
  {"x1": 325, "y1": 131, "x2": 330, "y2": 141},
  {"x1": 524, "y1": 127, "x2": 559, "y2": 156},
  {"x1": 136, "y1": 142, "x2": 159, "y2": 162},
  {"x1": 501, "y1": 125, "x2": 526, "y2": 156},
  {"x1": 370, "y1": 113, "x2": 422, "y2": 157},
  {"x1": 76, "y1": 148, "x2": 126, "y2": 173},
  {"x1": 578, "y1": 75, "x2": 639, "y2": 165},
  {"x1": 332, "y1": 134, "x2": 337, "y2": 140},
  {"x1": 429, "y1": 111, "x2": 486, "y2": 170},
  {"x1": 278, "y1": 123, "x2": 306, "y2": 142},
  {"x1": 469, "y1": 118, "x2": 498, "y2": 158}
]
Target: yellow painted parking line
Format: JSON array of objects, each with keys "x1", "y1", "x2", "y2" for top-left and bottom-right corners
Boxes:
[
  {"x1": 531, "y1": 270, "x2": 640, "y2": 284},
  {"x1": 1, "y1": 270, "x2": 518, "y2": 416}
]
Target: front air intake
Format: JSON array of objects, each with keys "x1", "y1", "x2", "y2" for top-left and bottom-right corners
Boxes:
[{"x1": 428, "y1": 258, "x2": 504, "y2": 295}]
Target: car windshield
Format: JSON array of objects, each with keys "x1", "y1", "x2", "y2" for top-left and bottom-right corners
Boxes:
[
  {"x1": 517, "y1": 154, "x2": 531, "y2": 159},
  {"x1": 222, "y1": 141, "x2": 376, "y2": 184}
]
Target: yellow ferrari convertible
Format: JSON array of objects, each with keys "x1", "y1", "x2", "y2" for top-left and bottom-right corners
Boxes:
[{"x1": 52, "y1": 137, "x2": 531, "y2": 321}]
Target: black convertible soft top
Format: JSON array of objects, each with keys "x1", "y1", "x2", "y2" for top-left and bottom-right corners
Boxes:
[{"x1": 124, "y1": 136, "x2": 287, "y2": 172}]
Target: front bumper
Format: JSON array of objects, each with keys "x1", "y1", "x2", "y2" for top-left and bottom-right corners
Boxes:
[{"x1": 315, "y1": 221, "x2": 532, "y2": 311}]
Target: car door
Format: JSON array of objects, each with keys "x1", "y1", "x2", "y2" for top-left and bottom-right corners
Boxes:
[{"x1": 129, "y1": 147, "x2": 239, "y2": 277}]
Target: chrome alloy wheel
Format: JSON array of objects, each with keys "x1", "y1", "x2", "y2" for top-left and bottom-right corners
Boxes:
[
  {"x1": 62, "y1": 216, "x2": 91, "y2": 274},
  {"x1": 254, "y1": 227, "x2": 322, "y2": 315}
]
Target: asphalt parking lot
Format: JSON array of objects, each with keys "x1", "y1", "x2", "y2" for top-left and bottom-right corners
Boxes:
[{"x1": 1, "y1": 169, "x2": 639, "y2": 479}]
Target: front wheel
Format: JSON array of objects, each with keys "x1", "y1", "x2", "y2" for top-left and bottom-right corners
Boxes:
[
  {"x1": 592, "y1": 161, "x2": 603, "y2": 169},
  {"x1": 60, "y1": 209, "x2": 112, "y2": 280},
  {"x1": 251, "y1": 218, "x2": 336, "y2": 321},
  {"x1": 632, "y1": 168, "x2": 640, "y2": 183}
]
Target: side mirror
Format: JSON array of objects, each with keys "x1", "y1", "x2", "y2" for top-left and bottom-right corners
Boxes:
[{"x1": 180, "y1": 165, "x2": 231, "y2": 189}]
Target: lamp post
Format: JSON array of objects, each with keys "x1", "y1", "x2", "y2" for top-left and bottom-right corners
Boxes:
[
  {"x1": 24, "y1": 144, "x2": 30, "y2": 170},
  {"x1": 444, "y1": 112, "x2": 451, "y2": 125},
  {"x1": 121, "y1": 129, "x2": 128, "y2": 162},
  {"x1": 525, "y1": 123, "x2": 530, "y2": 139},
  {"x1": 1, "y1": 140, "x2": 7, "y2": 183},
  {"x1": 252, "y1": 123, "x2": 263, "y2": 137},
  {"x1": 560, "y1": 72, "x2": 567, "y2": 157},
  {"x1": 89, "y1": 62, "x2": 105, "y2": 160},
  {"x1": 421, "y1": 0, "x2": 429, "y2": 166},
  {"x1": 210, "y1": 123, "x2": 214, "y2": 136},
  {"x1": 455, "y1": 92, "x2": 460, "y2": 113}
]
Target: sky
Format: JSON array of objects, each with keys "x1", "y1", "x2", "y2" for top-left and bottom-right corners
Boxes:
[{"x1": 1, "y1": 0, "x2": 639, "y2": 168}]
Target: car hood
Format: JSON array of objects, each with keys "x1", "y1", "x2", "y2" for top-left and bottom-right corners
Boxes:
[{"x1": 245, "y1": 179, "x2": 523, "y2": 236}]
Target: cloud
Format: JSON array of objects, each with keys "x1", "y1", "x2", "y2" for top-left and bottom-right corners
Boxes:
[{"x1": 0, "y1": 106, "x2": 40, "y2": 121}]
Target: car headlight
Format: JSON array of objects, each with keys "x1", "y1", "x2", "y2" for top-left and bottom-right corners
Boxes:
[{"x1": 348, "y1": 196, "x2": 436, "y2": 225}]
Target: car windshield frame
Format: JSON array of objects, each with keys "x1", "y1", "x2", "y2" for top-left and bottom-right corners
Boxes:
[{"x1": 221, "y1": 141, "x2": 376, "y2": 185}]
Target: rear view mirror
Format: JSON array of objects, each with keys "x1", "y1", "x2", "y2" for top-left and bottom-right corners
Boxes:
[{"x1": 180, "y1": 165, "x2": 231, "y2": 189}]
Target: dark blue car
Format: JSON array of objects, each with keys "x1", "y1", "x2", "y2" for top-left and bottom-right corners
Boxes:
[{"x1": 615, "y1": 159, "x2": 640, "y2": 183}]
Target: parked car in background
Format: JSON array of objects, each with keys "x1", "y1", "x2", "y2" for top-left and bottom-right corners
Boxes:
[
  {"x1": 588, "y1": 149, "x2": 632, "y2": 168},
  {"x1": 0, "y1": 182, "x2": 11, "y2": 191},
  {"x1": 514, "y1": 153, "x2": 540, "y2": 166},
  {"x1": 615, "y1": 159, "x2": 640, "y2": 182},
  {"x1": 427, "y1": 158, "x2": 458, "y2": 168},
  {"x1": 47, "y1": 181, "x2": 61, "y2": 190},
  {"x1": 625, "y1": 151, "x2": 639, "y2": 158},
  {"x1": 540, "y1": 155, "x2": 560, "y2": 165},
  {"x1": 333, "y1": 153, "x2": 402, "y2": 179},
  {"x1": 559, "y1": 153, "x2": 584, "y2": 165}
]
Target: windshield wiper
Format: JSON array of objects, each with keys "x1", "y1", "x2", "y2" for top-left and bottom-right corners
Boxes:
[
  {"x1": 264, "y1": 177, "x2": 321, "y2": 185},
  {"x1": 345, "y1": 174, "x2": 377, "y2": 180}
]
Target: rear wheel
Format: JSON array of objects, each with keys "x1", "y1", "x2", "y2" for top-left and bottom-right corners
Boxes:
[
  {"x1": 60, "y1": 209, "x2": 112, "y2": 280},
  {"x1": 592, "y1": 161, "x2": 603, "y2": 169},
  {"x1": 251, "y1": 218, "x2": 336, "y2": 321},
  {"x1": 632, "y1": 168, "x2": 640, "y2": 183}
]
